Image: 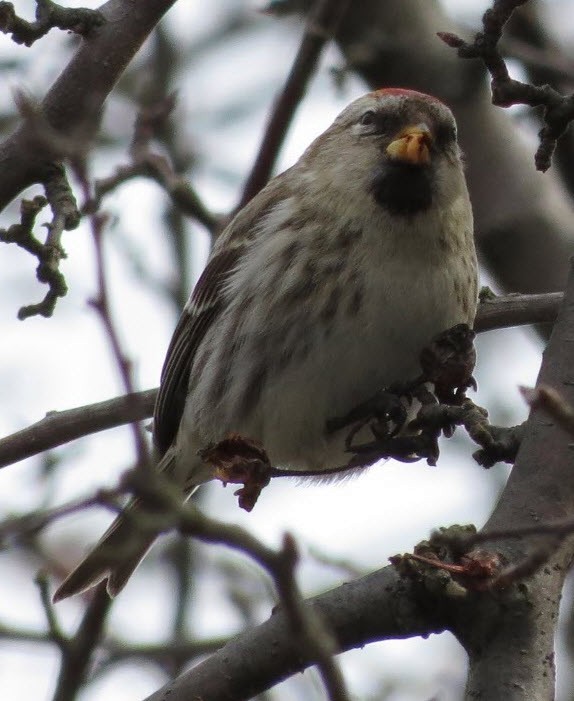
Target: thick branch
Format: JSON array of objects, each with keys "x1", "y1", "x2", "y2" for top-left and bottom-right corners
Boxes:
[
  {"x1": 143, "y1": 563, "x2": 446, "y2": 701},
  {"x1": 458, "y1": 261, "x2": 574, "y2": 700},
  {"x1": 0, "y1": 0, "x2": 177, "y2": 213},
  {"x1": 473, "y1": 290, "x2": 561, "y2": 331},
  {"x1": 139, "y1": 267, "x2": 574, "y2": 701}
]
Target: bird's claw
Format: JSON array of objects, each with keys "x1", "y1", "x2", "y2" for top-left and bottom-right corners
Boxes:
[
  {"x1": 327, "y1": 387, "x2": 409, "y2": 445},
  {"x1": 199, "y1": 433, "x2": 271, "y2": 511},
  {"x1": 345, "y1": 432, "x2": 440, "y2": 467}
]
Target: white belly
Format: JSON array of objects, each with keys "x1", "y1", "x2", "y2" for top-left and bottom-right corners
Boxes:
[
  {"x1": 260, "y1": 260, "x2": 474, "y2": 469},
  {"x1": 187, "y1": 247, "x2": 475, "y2": 473}
]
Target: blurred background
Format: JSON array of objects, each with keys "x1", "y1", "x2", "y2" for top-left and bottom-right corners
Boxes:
[{"x1": 0, "y1": 1, "x2": 573, "y2": 699}]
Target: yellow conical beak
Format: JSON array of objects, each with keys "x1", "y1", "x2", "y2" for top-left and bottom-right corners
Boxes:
[{"x1": 386, "y1": 125, "x2": 432, "y2": 165}]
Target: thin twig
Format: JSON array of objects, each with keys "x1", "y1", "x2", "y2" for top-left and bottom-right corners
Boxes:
[
  {"x1": 0, "y1": 161, "x2": 79, "y2": 319},
  {"x1": 0, "y1": 389, "x2": 156, "y2": 469},
  {"x1": 307, "y1": 546, "x2": 366, "y2": 579},
  {"x1": 0, "y1": 622, "x2": 227, "y2": 671},
  {"x1": 236, "y1": 0, "x2": 351, "y2": 210},
  {"x1": 438, "y1": 0, "x2": 574, "y2": 171},
  {"x1": 0, "y1": 0, "x2": 104, "y2": 47},
  {"x1": 84, "y1": 96, "x2": 219, "y2": 236},
  {"x1": 35, "y1": 572, "x2": 68, "y2": 651},
  {"x1": 489, "y1": 543, "x2": 561, "y2": 588},
  {"x1": 136, "y1": 472, "x2": 351, "y2": 701},
  {"x1": 87, "y1": 211, "x2": 151, "y2": 468},
  {"x1": 9, "y1": 463, "x2": 352, "y2": 701},
  {"x1": 52, "y1": 583, "x2": 112, "y2": 701},
  {"x1": 0, "y1": 489, "x2": 122, "y2": 543},
  {"x1": 520, "y1": 383, "x2": 574, "y2": 436},
  {"x1": 102, "y1": 636, "x2": 229, "y2": 667},
  {"x1": 86, "y1": 156, "x2": 219, "y2": 234},
  {"x1": 271, "y1": 534, "x2": 350, "y2": 701},
  {"x1": 0, "y1": 623, "x2": 57, "y2": 645},
  {"x1": 434, "y1": 516, "x2": 574, "y2": 550}
]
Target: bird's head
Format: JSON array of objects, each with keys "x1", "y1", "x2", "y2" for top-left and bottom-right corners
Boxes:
[{"x1": 300, "y1": 88, "x2": 466, "y2": 218}]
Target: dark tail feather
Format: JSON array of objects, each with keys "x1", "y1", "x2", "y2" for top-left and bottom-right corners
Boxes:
[
  {"x1": 53, "y1": 449, "x2": 207, "y2": 602},
  {"x1": 52, "y1": 500, "x2": 156, "y2": 602}
]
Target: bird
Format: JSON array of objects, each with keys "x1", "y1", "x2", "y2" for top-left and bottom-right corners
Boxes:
[{"x1": 53, "y1": 88, "x2": 478, "y2": 601}]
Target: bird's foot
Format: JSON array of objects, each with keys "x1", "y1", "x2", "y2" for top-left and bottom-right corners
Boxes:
[
  {"x1": 199, "y1": 434, "x2": 271, "y2": 511},
  {"x1": 326, "y1": 385, "x2": 411, "y2": 450},
  {"x1": 345, "y1": 431, "x2": 440, "y2": 467},
  {"x1": 419, "y1": 323, "x2": 477, "y2": 405}
]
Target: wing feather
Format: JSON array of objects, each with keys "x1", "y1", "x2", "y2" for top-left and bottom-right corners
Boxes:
[
  {"x1": 153, "y1": 174, "x2": 294, "y2": 455},
  {"x1": 153, "y1": 245, "x2": 244, "y2": 454}
]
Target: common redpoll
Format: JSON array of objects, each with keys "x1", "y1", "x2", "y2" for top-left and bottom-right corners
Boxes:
[{"x1": 54, "y1": 88, "x2": 478, "y2": 600}]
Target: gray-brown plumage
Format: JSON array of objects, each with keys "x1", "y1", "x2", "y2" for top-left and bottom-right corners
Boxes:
[{"x1": 54, "y1": 88, "x2": 478, "y2": 601}]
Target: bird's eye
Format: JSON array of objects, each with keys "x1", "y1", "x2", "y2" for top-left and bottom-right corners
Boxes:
[
  {"x1": 360, "y1": 110, "x2": 377, "y2": 126},
  {"x1": 436, "y1": 123, "x2": 457, "y2": 144}
]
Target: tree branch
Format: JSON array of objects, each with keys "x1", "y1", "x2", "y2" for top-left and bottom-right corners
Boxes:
[
  {"x1": 143, "y1": 562, "x2": 447, "y2": 701},
  {"x1": 0, "y1": 0, "x2": 104, "y2": 47},
  {"x1": 457, "y1": 261, "x2": 574, "y2": 700},
  {"x1": 140, "y1": 265, "x2": 574, "y2": 701},
  {"x1": 87, "y1": 209, "x2": 151, "y2": 467},
  {"x1": 0, "y1": 291, "x2": 561, "y2": 470},
  {"x1": 102, "y1": 635, "x2": 229, "y2": 668},
  {"x1": 0, "y1": 389, "x2": 156, "y2": 469},
  {"x1": 438, "y1": 0, "x2": 574, "y2": 171},
  {"x1": 236, "y1": 0, "x2": 351, "y2": 211},
  {"x1": 330, "y1": 0, "x2": 574, "y2": 309},
  {"x1": 52, "y1": 584, "x2": 112, "y2": 701},
  {"x1": 121, "y1": 469, "x2": 352, "y2": 701},
  {"x1": 473, "y1": 290, "x2": 561, "y2": 331},
  {"x1": 84, "y1": 95, "x2": 219, "y2": 236},
  {"x1": 0, "y1": 166, "x2": 79, "y2": 319},
  {"x1": 0, "y1": 0, "x2": 178, "y2": 213}
]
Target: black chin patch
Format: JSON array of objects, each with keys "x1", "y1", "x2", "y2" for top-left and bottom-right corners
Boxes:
[{"x1": 371, "y1": 162, "x2": 433, "y2": 216}]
